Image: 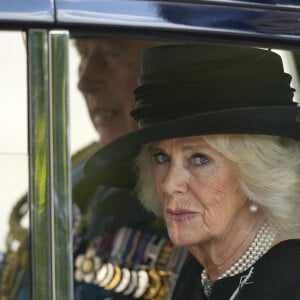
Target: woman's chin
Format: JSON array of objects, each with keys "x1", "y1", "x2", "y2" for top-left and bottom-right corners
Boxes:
[{"x1": 168, "y1": 227, "x2": 196, "y2": 247}]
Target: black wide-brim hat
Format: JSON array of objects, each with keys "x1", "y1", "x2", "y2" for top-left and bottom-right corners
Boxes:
[{"x1": 85, "y1": 43, "x2": 300, "y2": 188}]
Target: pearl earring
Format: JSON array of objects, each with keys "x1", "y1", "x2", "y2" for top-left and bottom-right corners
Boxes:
[{"x1": 249, "y1": 202, "x2": 258, "y2": 213}]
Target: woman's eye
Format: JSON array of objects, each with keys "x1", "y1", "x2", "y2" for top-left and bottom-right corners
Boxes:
[
  {"x1": 153, "y1": 152, "x2": 170, "y2": 164},
  {"x1": 189, "y1": 154, "x2": 209, "y2": 166}
]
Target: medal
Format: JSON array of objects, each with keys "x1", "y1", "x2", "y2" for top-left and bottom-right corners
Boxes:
[
  {"x1": 74, "y1": 248, "x2": 102, "y2": 283},
  {"x1": 104, "y1": 264, "x2": 122, "y2": 290},
  {"x1": 156, "y1": 272, "x2": 172, "y2": 298},
  {"x1": 74, "y1": 268, "x2": 83, "y2": 281},
  {"x1": 115, "y1": 268, "x2": 131, "y2": 293},
  {"x1": 133, "y1": 270, "x2": 149, "y2": 298},
  {"x1": 111, "y1": 227, "x2": 131, "y2": 264},
  {"x1": 114, "y1": 268, "x2": 131, "y2": 293},
  {"x1": 99, "y1": 262, "x2": 115, "y2": 287},
  {"x1": 123, "y1": 270, "x2": 138, "y2": 295},
  {"x1": 144, "y1": 237, "x2": 166, "y2": 266},
  {"x1": 75, "y1": 254, "x2": 85, "y2": 269},
  {"x1": 95, "y1": 263, "x2": 108, "y2": 285},
  {"x1": 73, "y1": 228, "x2": 186, "y2": 300},
  {"x1": 74, "y1": 254, "x2": 85, "y2": 281},
  {"x1": 81, "y1": 258, "x2": 93, "y2": 275},
  {"x1": 143, "y1": 269, "x2": 161, "y2": 299},
  {"x1": 82, "y1": 271, "x2": 94, "y2": 283}
]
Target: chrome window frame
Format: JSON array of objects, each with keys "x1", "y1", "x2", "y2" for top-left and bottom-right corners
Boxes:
[
  {"x1": 0, "y1": 1, "x2": 300, "y2": 299},
  {"x1": 28, "y1": 29, "x2": 72, "y2": 300}
]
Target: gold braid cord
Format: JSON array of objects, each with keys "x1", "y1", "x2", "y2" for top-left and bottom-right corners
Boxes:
[
  {"x1": 0, "y1": 195, "x2": 28, "y2": 300},
  {"x1": 0, "y1": 142, "x2": 99, "y2": 300}
]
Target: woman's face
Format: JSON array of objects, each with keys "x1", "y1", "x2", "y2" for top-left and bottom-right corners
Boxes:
[{"x1": 151, "y1": 136, "x2": 248, "y2": 247}]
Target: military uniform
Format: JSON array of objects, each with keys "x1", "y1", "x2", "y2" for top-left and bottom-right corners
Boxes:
[
  {"x1": 0, "y1": 142, "x2": 99, "y2": 300},
  {"x1": 73, "y1": 186, "x2": 186, "y2": 300},
  {"x1": 0, "y1": 143, "x2": 186, "y2": 300}
]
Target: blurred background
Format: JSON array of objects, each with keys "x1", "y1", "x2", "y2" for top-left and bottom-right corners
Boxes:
[{"x1": 0, "y1": 31, "x2": 97, "y2": 251}]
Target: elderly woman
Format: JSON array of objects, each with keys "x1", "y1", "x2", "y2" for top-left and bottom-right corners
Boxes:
[{"x1": 85, "y1": 44, "x2": 300, "y2": 299}]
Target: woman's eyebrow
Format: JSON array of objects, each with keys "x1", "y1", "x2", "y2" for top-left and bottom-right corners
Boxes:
[
  {"x1": 181, "y1": 144, "x2": 209, "y2": 152},
  {"x1": 149, "y1": 145, "x2": 165, "y2": 153},
  {"x1": 150, "y1": 143, "x2": 210, "y2": 153}
]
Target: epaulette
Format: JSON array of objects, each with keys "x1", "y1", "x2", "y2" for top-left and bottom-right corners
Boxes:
[
  {"x1": 0, "y1": 196, "x2": 28, "y2": 300},
  {"x1": 0, "y1": 141, "x2": 100, "y2": 299}
]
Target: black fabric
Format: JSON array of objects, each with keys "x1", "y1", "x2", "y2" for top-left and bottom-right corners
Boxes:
[
  {"x1": 172, "y1": 239, "x2": 300, "y2": 300},
  {"x1": 85, "y1": 106, "x2": 300, "y2": 188},
  {"x1": 84, "y1": 44, "x2": 300, "y2": 188},
  {"x1": 85, "y1": 186, "x2": 157, "y2": 239},
  {"x1": 132, "y1": 45, "x2": 295, "y2": 126},
  {"x1": 73, "y1": 185, "x2": 169, "y2": 300}
]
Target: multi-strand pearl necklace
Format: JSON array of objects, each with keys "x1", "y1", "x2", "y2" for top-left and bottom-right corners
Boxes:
[{"x1": 201, "y1": 221, "x2": 278, "y2": 297}]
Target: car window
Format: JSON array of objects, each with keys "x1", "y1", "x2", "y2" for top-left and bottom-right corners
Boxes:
[
  {"x1": 0, "y1": 30, "x2": 28, "y2": 253},
  {"x1": 1, "y1": 25, "x2": 300, "y2": 300}
]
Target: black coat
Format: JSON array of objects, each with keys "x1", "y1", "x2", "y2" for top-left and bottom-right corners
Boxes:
[{"x1": 172, "y1": 239, "x2": 300, "y2": 300}]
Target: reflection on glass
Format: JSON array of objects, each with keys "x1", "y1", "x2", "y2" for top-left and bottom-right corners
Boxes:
[
  {"x1": 0, "y1": 28, "x2": 299, "y2": 300},
  {"x1": 69, "y1": 34, "x2": 300, "y2": 300},
  {"x1": 0, "y1": 31, "x2": 28, "y2": 299},
  {"x1": 69, "y1": 35, "x2": 183, "y2": 300}
]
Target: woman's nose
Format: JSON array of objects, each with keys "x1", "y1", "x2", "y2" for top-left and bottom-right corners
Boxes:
[{"x1": 160, "y1": 164, "x2": 189, "y2": 195}]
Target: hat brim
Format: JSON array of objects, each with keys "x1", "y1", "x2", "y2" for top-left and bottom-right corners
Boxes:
[{"x1": 84, "y1": 106, "x2": 300, "y2": 188}]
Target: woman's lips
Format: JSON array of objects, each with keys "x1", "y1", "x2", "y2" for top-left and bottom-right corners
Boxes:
[{"x1": 166, "y1": 209, "x2": 198, "y2": 222}]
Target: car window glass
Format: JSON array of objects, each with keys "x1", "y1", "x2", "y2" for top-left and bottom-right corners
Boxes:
[
  {"x1": 0, "y1": 31, "x2": 28, "y2": 253},
  {"x1": 1, "y1": 28, "x2": 300, "y2": 299}
]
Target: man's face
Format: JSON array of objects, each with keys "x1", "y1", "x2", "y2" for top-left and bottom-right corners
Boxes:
[{"x1": 75, "y1": 38, "x2": 152, "y2": 145}]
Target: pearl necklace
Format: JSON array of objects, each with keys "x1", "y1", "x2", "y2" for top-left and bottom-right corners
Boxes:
[{"x1": 201, "y1": 221, "x2": 277, "y2": 298}]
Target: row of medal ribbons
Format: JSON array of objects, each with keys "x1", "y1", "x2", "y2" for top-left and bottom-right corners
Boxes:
[{"x1": 75, "y1": 226, "x2": 187, "y2": 299}]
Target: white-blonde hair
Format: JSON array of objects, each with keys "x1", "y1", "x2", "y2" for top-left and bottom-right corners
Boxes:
[{"x1": 135, "y1": 134, "x2": 300, "y2": 238}]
